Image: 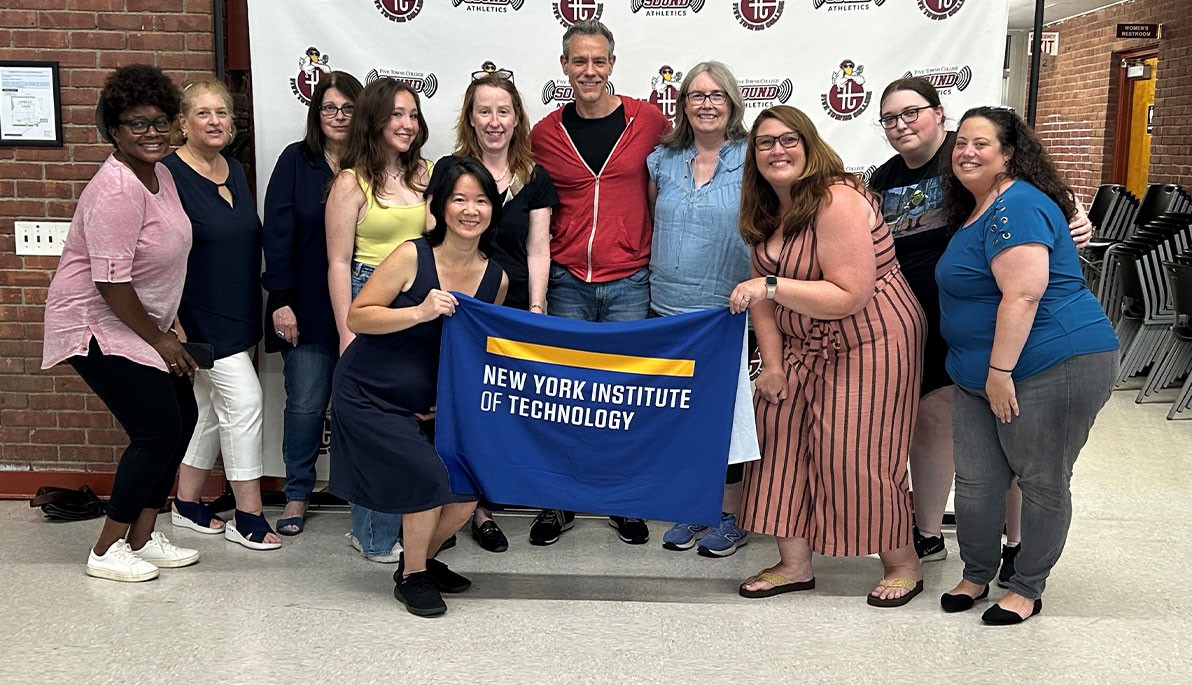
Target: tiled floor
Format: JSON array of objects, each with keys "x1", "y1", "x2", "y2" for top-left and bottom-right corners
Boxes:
[{"x1": 1, "y1": 388, "x2": 1188, "y2": 684}]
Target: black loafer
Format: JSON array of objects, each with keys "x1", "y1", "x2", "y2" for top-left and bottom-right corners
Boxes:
[
  {"x1": 940, "y1": 584, "x2": 989, "y2": 613},
  {"x1": 981, "y1": 598, "x2": 1042, "y2": 625},
  {"x1": 394, "y1": 571, "x2": 447, "y2": 617},
  {"x1": 471, "y1": 519, "x2": 509, "y2": 553}
]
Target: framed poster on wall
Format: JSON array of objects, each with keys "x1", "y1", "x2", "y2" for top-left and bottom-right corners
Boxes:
[{"x1": 0, "y1": 61, "x2": 63, "y2": 147}]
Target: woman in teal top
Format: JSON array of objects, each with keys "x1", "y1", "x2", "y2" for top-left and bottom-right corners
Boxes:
[{"x1": 935, "y1": 107, "x2": 1117, "y2": 625}]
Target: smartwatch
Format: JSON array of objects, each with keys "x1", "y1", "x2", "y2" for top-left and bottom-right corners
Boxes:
[{"x1": 765, "y1": 275, "x2": 778, "y2": 300}]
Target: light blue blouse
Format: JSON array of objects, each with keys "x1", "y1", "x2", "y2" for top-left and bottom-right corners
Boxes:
[{"x1": 647, "y1": 138, "x2": 750, "y2": 316}]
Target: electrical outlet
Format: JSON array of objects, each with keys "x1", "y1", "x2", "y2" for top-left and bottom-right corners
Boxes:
[{"x1": 14, "y1": 221, "x2": 70, "y2": 256}]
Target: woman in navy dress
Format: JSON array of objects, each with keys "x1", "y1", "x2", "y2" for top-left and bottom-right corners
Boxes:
[{"x1": 330, "y1": 158, "x2": 508, "y2": 616}]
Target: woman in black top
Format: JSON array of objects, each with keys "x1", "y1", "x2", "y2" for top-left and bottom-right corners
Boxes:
[
  {"x1": 163, "y1": 79, "x2": 279, "y2": 550},
  {"x1": 427, "y1": 73, "x2": 558, "y2": 552}
]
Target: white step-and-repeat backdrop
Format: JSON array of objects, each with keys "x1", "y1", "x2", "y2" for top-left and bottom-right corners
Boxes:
[{"x1": 246, "y1": 0, "x2": 1008, "y2": 480}]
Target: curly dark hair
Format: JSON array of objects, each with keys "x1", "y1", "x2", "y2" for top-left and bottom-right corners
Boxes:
[
  {"x1": 95, "y1": 64, "x2": 181, "y2": 147},
  {"x1": 941, "y1": 106, "x2": 1075, "y2": 228},
  {"x1": 425, "y1": 156, "x2": 499, "y2": 258}
]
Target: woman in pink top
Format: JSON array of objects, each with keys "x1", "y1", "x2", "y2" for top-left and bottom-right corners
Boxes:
[{"x1": 41, "y1": 65, "x2": 200, "y2": 583}]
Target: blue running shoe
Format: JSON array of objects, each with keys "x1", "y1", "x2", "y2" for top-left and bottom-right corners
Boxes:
[
  {"x1": 662, "y1": 522, "x2": 710, "y2": 551},
  {"x1": 697, "y1": 513, "x2": 749, "y2": 557}
]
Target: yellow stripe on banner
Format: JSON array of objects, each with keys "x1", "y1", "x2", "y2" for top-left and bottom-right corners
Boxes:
[{"x1": 486, "y1": 337, "x2": 695, "y2": 377}]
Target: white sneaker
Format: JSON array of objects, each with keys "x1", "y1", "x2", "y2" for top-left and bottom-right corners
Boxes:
[
  {"x1": 348, "y1": 533, "x2": 403, "y2": 563},
  {"x1": 86, "y1": 539, "x2": 160, "y2": 582},
  {"x1": 129, "y1": 531, "x2": 200, "y2": 568}
]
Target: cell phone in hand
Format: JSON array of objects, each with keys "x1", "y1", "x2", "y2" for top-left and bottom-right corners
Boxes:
[{"x1": 181, "y1": 342, "x2": 215, "y2": 370}]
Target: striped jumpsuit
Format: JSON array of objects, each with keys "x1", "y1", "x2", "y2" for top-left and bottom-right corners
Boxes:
[{"x1": 740, "y1": 184, "x2": 926, "y2": 557}]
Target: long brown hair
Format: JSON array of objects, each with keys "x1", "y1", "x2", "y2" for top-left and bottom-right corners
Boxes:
[
  {"x1": 739, "y1": 105, "x2": 865, "y2": 245},
  {"x1": 339, "y1": 78, "x2": 429, "y2": 204},
  {"x1": 301, "y1": 71, "x2": 363, "y2": 165},
  {"x1": 941, "y1": 106, "x2": 1076, "y2": 227},
  {"x1": 452, "y1": 74, "x2": 535, "y2": 191}
]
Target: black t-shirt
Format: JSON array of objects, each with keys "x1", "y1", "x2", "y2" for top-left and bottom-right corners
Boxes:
[
  {"x1": 429, "y1": 156, "x2": 559, "y2": 310},
  {"x1": 562, "y1": 102, "x2": 626, "y2": 174}
]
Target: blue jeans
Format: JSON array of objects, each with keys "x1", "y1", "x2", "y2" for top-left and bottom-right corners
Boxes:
[
  {"x1": 952, "y1": 351, "x2": 1116, "y2": 599},
  {"x1": 280, "y1": 343, "x2": 337, "y2": 502},
  {"x1": 347, "y1": 258, "x2": 401, "y2": 553},
  {"x1": 547, "y1": 263, "x2": 650, "y2": 322}
]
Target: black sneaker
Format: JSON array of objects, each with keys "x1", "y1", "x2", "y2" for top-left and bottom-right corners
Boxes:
[
  {"x1": 528, "y1": 509, "x2": 575, "y2": 546},
  {"x1": 609, "y1": 516, "x2": 649, "y2": 544},
  {"x1": 913, "y1": 525, "x2": 948, "y2": 562},
  {"x1": 997, "y1": 544, "x2": 1020, "y2": 588},
  {"x1": 394, "y1": 570, "x2": 447, "y2": 617}
]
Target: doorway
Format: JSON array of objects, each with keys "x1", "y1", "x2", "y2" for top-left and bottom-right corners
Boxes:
[{"x1": 1112, "y1": 48, "x2": 1159, "y2": 198}]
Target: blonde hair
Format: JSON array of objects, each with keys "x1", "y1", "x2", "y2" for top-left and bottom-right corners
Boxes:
[{"x1": 170, "y1": 78, "x2": 237, "y2": 146}]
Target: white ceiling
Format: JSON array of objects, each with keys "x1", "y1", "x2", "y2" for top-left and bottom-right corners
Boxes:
[{"x1": 1007, "y1": 0, "x2": 1127, "y2": 30}]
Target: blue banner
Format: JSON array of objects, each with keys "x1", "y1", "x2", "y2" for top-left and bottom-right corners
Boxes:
[{"x1": 435, "y1": 296, "x2": 746, "y2": 527}]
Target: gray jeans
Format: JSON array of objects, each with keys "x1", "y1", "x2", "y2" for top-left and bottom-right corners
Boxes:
[{"x1": 952, "y1": 350, "x2": 1116, "y2": 599}]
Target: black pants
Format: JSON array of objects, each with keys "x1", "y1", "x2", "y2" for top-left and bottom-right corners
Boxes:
[{"x1": 69, "y1": 340, "x2": 198, "y2": 524}]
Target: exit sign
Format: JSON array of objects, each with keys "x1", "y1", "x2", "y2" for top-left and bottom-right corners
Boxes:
[
  {"x1": 1029, "y1": 31, "x2": 1060, "y2": 56},
  {"x1": 1116, "y1": 23, "x2": 1161, "y2": 39}
]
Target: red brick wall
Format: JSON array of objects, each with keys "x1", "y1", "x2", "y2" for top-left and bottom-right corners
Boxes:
[
  {"x1": 0, "y1": 1, "x2": 215, "y2": 474},
  {"x1": 1035, "y1": 0, "x2": 1192, "y2": 204}
]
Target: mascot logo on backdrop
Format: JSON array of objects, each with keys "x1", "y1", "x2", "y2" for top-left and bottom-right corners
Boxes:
[
  {"x1": 452, "y1": 0, "x2": 525, "y2": 12},
  {"x1": 471, "y1": 61, "x2": 516, "y2": 82},
  {"x1": 366, "y1": 68, "x2": 439, "y2": 99},
  {"x1": 375, "y1": 0, "x2": 424, "y2": 22},
  {"x1": 734, "y1": 0, "x2": 784, "y2": 30},
  {"x1": 648, "y1": 65, "x2": 683, "y2": 125},
  {"x1": 737, "y1": 77, "x2": 794, "y2": 108},
  {"x1": 553, "y1": 0, "x2": 604, "y2": 27},
  {"x1": 820, "y1": 59, "x2": 871, "y2": 121},
  {"x1": 631, "y1": 0, "x2": 705, "y2": 15},
  {"x1": 811, "y1": 0, "x2": 886, "y2": 11},
  {"x1": 902, "y1": 66, "x2": 972, "y2": 94},
  {"x1": 917, "y1": 0, "x2": 965, "y2": 20},
  {"x1": 541, "y1": 79, "x2": 616, "y2": 107},
  {"x1": 290, "y1": 46, "x2": 331, "y2": 105}
]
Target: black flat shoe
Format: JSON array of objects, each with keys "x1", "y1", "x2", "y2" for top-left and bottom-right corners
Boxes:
[
  {"x1": 394, "y1": 571, "x2": 446, "y2": 617},
  {"x1": 940, "y1": 584, "x2": 990, "y2": 613},
  {"x1": 392, "y1": 553, "x2": 471, "y2": 593},
  {"x1": 471, "y1": 519, "x2": 509, "y2": 553},
  {"x1": 981, "y1": 598, "x2": 1042, "y2": 625}
]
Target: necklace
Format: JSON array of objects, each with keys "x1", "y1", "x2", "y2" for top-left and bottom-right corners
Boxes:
[{"x1": 493, "y1": 167, "x2": 510, "y2": 184}]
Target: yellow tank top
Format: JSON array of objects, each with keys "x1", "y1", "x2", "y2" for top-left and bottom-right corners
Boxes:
[{"x1": 350, "y1": 162, "x2": 431, "y2": 266}]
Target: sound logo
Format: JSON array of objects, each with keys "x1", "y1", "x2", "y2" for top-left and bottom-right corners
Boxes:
[
  {"x1": 648, "y1": 65, "x2": 683, "y2": 125},
  {"x1": 553, "y1": 0, "x2": 604, "y2": 27},
  {"x1": 848, "y1": 165, "x2": 878, "y2": 185},
  {"x1": 820, "y1": 59, "x2": 871, "y2": 121},
  {"x1": 738, "y1": 77, "x2": 794, "y2": 108},
  {"x1": 290, "y1": 46, "x2": 331, "y2": 105},
  {"x1": 366, "y1": 68, "x2": 439, "y2": 99},
  {"x1": 631, "y1": 0, "x2": 706, "y2": 15},
  {"x1": 902, "y1": 66, "x2": 972, "y2": 95},
  {"x1": 541, "y1": 79, "x2": 615, "y2": 107},
  {"x1": 917, "y1": 0, "x2": 965, "y2": 20},
  {"x1": 452, "y1": 0, "x2": 525, "y2": 12},
  {"x1": 811, "y1": 0, "x2": 886, "y2": 11},
  {"x1": 734, "y1": 0, "x2": 784, "y2": 30},
  {"x1": 375, "y1": 0, "x2": 423, "y2": 23}
]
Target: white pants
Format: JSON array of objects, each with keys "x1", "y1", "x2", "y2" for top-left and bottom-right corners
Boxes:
[{"x1": 182, "y1": 350, "x2": 264, "y2": 481}]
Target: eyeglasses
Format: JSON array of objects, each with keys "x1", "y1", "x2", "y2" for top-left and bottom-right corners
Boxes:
[
  {"x1": 686, "y1": 91, "x2": 728, "y2": 106},
  {"x1": 119, "y1": 116, "x2": 172, "y2": 135},
  {"x1": 319, "y1": 103, "x2": 355, "y2": 119},
  {"x1": 753, "y1": 132, "x2": 801, "y2": 151},
  {"x1": 878, "y1": 105, "x2": 935, "y2": 129}
]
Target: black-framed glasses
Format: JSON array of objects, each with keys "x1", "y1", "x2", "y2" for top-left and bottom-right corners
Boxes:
[
  {"x1": 754, "y1": 132, "x2": 801, "y2": 151},
  {"x1": 119, "y1": 116, "x2": 172, "y2": 135},
  {"x1": 878, "y1": 105, "x2": 935, "y2": 129},
  {"x1": 686, "y1": 91, "x2": 727, "y2": 105},
  {"x1": 319, "y1": 103, "x2": 355, "y2": 119}
]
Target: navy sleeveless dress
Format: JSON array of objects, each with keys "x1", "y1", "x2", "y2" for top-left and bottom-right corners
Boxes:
[{"x1": 329, "y1": 238, "x2": 504, "y2": 514}]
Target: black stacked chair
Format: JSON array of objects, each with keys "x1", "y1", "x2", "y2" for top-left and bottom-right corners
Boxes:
[
  {"x1": 1160, "y1": 261, "x2": 1192, "y2": 419},
  {"x1": 1085, "y1": 185, "x2": 1140, "y2": 308}
]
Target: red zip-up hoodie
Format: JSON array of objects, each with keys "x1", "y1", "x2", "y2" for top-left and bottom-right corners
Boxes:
[{"x1": 531, "y1": 97, "x2": 668, "y2": 283}]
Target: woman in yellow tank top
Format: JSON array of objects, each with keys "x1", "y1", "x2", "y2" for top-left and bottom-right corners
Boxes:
[{"x1": 326, "y1": 78, "x2": 432, "y2": 357}]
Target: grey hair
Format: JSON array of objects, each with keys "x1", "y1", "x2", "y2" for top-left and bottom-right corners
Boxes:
[
  {"x1": 562, "y1": 19, "x2": 615, "y2": 59},
  {"x1": 662, "y1": 61, "x2": 748, "y2": 149}
]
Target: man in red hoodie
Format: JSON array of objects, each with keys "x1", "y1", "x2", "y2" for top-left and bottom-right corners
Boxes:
[{"x1": 528, "y1": 19, "x2": 668, "y2": 547}]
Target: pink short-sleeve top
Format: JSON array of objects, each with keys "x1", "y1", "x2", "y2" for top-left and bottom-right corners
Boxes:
[{"x1": 41, "y1": 155, "x2": 193, "y2": 372}]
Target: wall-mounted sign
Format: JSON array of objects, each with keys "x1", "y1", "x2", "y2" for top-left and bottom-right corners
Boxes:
[
  {"x1": 0, "y1": 61, "x2": 62, "y2": 147},
  {"x1": 1147, "y1": 105, "x2": 1154, "y2": 135},
  {"x1": 1116, "y1": 23, "x2": 1161, "y2": 39},
  {"x1": 1029, "y1": 31, "x2": 1060, "y2": 56}
]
